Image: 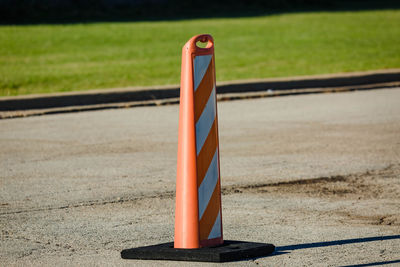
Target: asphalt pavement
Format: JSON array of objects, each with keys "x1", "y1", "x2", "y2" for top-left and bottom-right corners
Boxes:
[{"x1": 1, "y1": 88, "x2": 399, "y2": 266}]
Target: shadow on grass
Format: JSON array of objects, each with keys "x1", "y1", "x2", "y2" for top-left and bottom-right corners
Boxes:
[{"x1": 1, "y1": 0, "x2": 400, "y2": 25}]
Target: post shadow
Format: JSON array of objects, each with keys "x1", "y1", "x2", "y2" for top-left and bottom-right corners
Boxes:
[
  {"x1": 340, "y1": 259, "x2": 400, "y2": 267},
  {"x1": 263, "y1": 235, "x2": 400, "y2": 265},
  {"x1": 275, "y1": 235, "x2": 400, "y2": 252},
  {"x1": 223, "y1": 234, "x2": 400, "y2": 262}
]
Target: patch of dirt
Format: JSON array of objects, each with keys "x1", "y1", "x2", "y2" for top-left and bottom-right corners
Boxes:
[
  {"x1": 223, "y1": 164, "x2": 400, "y2": 200},
  {"x1": 223, "y1": 164, "x2": 400, "y2": 227},
  {"x1": 336, "y1": 213, "x2": 400, "y2": 226}
]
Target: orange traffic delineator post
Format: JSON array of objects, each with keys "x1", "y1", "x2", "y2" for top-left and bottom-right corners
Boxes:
[
  {"x1": 121, "y1": 34, "x2": 275, "y2": 262},
  {"x1": 174, "y1": 33, "x2": 223, "y2": 249}
]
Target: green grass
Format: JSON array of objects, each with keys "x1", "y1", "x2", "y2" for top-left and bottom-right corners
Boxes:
[{"x1": 1, "y1": 9, "x2": 400, "y2": 96}]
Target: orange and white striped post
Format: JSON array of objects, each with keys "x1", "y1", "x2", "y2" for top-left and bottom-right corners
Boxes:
[
  {"x1": 121, "y1": 34, "x2": 275, "y2": 262},
  {"x1": 174, "y1": 34, "x2": 223, "y2": 249}
]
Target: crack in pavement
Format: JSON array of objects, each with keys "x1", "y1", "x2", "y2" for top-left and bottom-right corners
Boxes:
[
  {"x1": 0, "y1": 191, "x2": 175, "y2": 216},
  {"x1": 1, "y1": 164, "x2": 398, "y2": 216},
  {"x1": 2, "y1": 234, "x2": 77, "y2": 258}
]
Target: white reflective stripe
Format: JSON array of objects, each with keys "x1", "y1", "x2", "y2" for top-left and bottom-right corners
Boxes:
[
  {"x1": 208, "y1": 210, "x2": 221, "y2": 239},
  {"x1": 198, "y1": 149, "x2": 219, "y2": 220},
  {"x1": 195, "y1": 86, "x2": 216, "y2": 155},
  {"x1": 193, "y1": 55, "x2": 212, "y2": 91}
]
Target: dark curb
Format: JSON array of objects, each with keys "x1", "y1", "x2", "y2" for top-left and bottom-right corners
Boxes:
[{"x1": 1, "y1": 69, "x2": 399, "y2": 117}]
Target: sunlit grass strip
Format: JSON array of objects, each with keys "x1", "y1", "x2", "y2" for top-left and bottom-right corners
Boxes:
[{"x1": 0, "y1": 9, "x2": 399, "y2": 96}]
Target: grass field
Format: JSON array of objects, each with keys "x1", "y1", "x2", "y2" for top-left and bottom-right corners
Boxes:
[{"x1": 1, "y1": 9, "x2": 400, "y2": 96}]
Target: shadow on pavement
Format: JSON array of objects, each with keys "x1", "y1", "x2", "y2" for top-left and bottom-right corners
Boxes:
[
  {"x1": 340, "y1": 259, "x2": 400, "y2": 267},
  {"x1": 275, "y1": 235, "x2": 400, "y2": 251},
  {"x1": 238, "y1": 235, "x2": 399, "y2": 262}
]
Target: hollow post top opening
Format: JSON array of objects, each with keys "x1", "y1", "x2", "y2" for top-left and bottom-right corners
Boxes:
[{"x1": 184, "y1": 34, "x2": 214, "y2": 55}]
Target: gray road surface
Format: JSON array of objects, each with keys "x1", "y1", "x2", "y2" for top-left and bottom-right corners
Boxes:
[{"x1": 1, "y1": 88, "x2": 399, "y2": 266}]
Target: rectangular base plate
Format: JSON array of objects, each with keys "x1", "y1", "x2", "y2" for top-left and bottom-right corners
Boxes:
[{"x1": 121, "y1": 240, "x2": 275, "y2": 262}]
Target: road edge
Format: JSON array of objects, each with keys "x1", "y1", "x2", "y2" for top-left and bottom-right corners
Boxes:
[{"x1": 1, "y1": 69, "x2": 399, "y2": 119}]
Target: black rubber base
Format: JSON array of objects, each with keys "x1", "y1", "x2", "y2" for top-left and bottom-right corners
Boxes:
[{"x1": 121, "y1": 240, "x2": 275, "y2": 262}]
